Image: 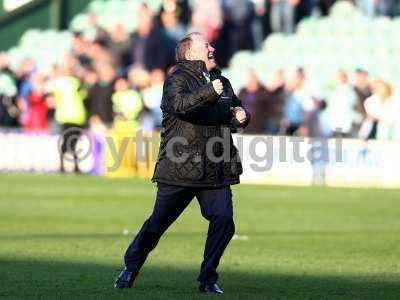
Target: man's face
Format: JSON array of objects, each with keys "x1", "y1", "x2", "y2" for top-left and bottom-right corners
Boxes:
[{"x1": 187, "y1": 34, "x2": 216, "y2": 71}]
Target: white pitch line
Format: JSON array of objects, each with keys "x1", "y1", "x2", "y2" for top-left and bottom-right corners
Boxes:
[{"x1": 232, "y1": 234, "x2": 249, "y2": 241}]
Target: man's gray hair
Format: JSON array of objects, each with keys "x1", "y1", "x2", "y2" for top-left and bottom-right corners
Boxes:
[{"x1": 175, "y1": 32, "x2": 201, "y2": 62}]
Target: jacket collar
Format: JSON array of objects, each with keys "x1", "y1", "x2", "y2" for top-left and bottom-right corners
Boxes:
[
  {"x1": 210, "y1": 68, "x2": 222, "y2": 79},
  {"x1": 177, "y1": 60, "x2": 221, "y2": 78},
  {"x1": 177, "y1": 60, "x2": 206, "y2": 75}
]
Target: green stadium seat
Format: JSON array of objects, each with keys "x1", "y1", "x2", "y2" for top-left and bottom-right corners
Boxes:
[{"x1": 88, "y1": 0, "x2": 107, "y2": 14}]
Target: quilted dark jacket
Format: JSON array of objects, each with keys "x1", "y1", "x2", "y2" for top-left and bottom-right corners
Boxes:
[{"x1": 151, "y1": 60, "x2": 250, "y2": 188}]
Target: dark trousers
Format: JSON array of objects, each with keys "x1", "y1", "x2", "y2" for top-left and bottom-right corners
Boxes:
[
  {"x1": 124, "y1": 183, "x2": 235, "y2": 284},
  {"x1": 60, "y1": 123, "x2": 82, "y2": 173}
]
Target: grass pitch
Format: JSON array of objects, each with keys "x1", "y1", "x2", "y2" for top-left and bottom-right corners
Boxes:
[{"x1": 0, "y1": 174, "x2": 399, "y2": 299}]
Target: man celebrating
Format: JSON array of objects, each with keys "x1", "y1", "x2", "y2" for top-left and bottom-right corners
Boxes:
[{"x1": 114, "y1": 33, "x2": 250, "y2": 294}]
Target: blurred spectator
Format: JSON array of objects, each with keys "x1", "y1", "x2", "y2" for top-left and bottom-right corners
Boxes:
[
  {"x1": 270, "y1": 0, "x2": 300, "y2": 34},
  {"x1": 141, "y1": 69, "x2": 165, "y2": 130},
  {"x1": 327, "y1": 70, "x2": 358, "y2": 137},
  {"x1": 72, "y1": 32, "x2": 92, "y2": 70},
  {"x1": 0, "y1": 52, "x2": 9, "y2": 70},
  {"x1": 23, "y1": 73, "x2": 49, "y2": 132},
  {"x1": 82, "y1": 12, "x2": 109, "y2": 42},
  {"x1": 112, "y1": 77, "x2": 143, "y2": 133},
  {"x1": 353, "y1": 68, "x2": 372, "y2": 122},
  {"x1": 281, "y1": 76, "x2": 305, "y2": 135},
  {"x1": 161, "y1": 0, "x2": 191, "y2": 25},
  {"x1": 0, "y1": 53, "x2": 19, "y2": 127},
  {"x1": 130, "y1": 3, "x2": 175, "y2": 71},
  {"x1": 16, "y1": 58, "x2": 37, "y2": 127},
  {"x1": 81, "y1": 67, "x2": 99, "y2": 91},
  {"x1": 356, "y1": 0, "x2": 375, "y2": 17},
  {"x1": 265, "y1": 69, "x2": 286, "y2": 134},
  {"x1": 375, "y1": 0, "x2": 397, "y2": 17},
  {"x1": 192, "y1": 0, "x2": 223, "y2": 42},
  {"x1": 360, "y1": 80, "x2": 400, "y2": 140},
  {"x1": 291, "y1": 68, "x2": 323, "y2": 113},
  {"x1": 87, "y1": 39, "x2": 114, "y2": 67},
  {"x1": 86, "y1": 63, "x2": 116, "y2": 133},
  {"x1": 251, "y1": 0, "x2": 268, "y2": 50},
  {"x1": 127, "y1": 67, "x2": 157, "y2": 131},
  {"x1": 288, "y1": 68, "x2": 328, "y2": 136},
  {"x1": 105, "y1": 24, "x2": 132, "y2": 75},
  {"x1": 303, "y1": 98, "x2": 327, "y2": 137},
  {"x1": 306, "y1": 98, "x2": 329, "y2": 185},
  {"x1": 50, "y1": 64, "x2": 86, "y2": 173},
  {"x1": 221, "y1": 0, "x2": 254, "y2": 60},
  {"x1": 160, "y1": 5, "x2": 187, "y2": 42},
  {"x1": 239, "y1": 71, "x2": 270, "y2": 134},
  {"x1": 296, "y1": 0, "x2": 313, "y2": 20},
  {"x1": 311, "y1": 0, "x2": 336, "y2": 16},
  {"x1": 357, "y1": 0, "x2": 397, "y2": 17},
  {"x1": 128, "y1": 67, "x2": 151, "y2": 92}
]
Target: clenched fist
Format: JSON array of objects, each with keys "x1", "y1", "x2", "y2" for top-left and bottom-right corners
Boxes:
[
  {"x1": 232, "y1": 107, "x2": 247, "y2": 123},
  {"x1": 212, "y1": 79, "x2": 223, "y2": 95}
]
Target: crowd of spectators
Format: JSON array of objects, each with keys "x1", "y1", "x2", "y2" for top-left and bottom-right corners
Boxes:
[
  {"x1": 1, "y1": 0, "x2": 400, "y2": 141},
  {"x1": 239, "y1": 68, "x2": 400, "y2": 141}
]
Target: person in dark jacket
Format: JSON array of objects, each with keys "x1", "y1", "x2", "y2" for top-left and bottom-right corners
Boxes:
[
  {"x1": 264, "y1": 69, "x2": 285, "y2": 134},
  {"x1": 353, "y1": 68, "x2": 372, "y2": 121},
  {"x1": 130, "y1": 3, "x2": 176, "y2": 71},
  {"x1": 86, "y1": 63, "x2": 116, "y2": 128},
  {"x1": 239, "y1": 71, "x2": 269, "y2": 134},
  {"x1": 115, "y1": 32, "x2": 250, "y2": 294}
]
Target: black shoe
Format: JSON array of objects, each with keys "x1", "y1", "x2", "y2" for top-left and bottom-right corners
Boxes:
[
  {"x1": 199, "y1": 283, "x2": 224, "y2": 294},
  {"x1": 114, "y1": 268, "x2": 136, "y2": 289}
]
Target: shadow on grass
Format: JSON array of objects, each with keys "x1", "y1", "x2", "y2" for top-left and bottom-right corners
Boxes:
[
  {"x1": 0, "y1": 259, "x2": 399, "y2": 300},
  {"x1": 1, "y1": 228, "x2": 398, "y2": 242}
]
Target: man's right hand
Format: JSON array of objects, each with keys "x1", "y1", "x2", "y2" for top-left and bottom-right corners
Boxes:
[
  {"x1": 212, "y1": 79, "x2": 223, "y2": 95},
  {"x1": 231, "y1": 107, "x2": 247, "y2": 123}
]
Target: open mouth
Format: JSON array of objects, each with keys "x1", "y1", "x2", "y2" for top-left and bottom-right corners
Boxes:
[{"x1": 208, "y1": 52, "x2": 215, "y2": 60}]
